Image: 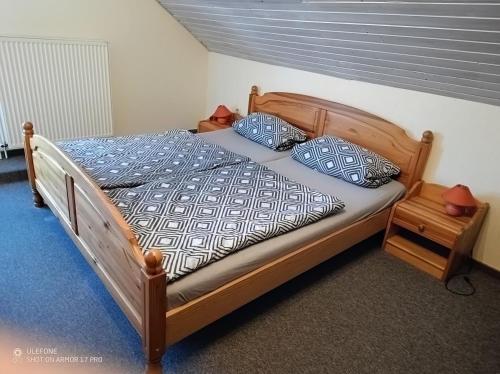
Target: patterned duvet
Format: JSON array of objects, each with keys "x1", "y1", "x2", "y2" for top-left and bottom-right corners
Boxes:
[
  {"x1": 106, "y1": 161, "x2": 345, "y2": 282},
  {"x1": 57, "y1": 129, "x2": 249, "y2": 189}
]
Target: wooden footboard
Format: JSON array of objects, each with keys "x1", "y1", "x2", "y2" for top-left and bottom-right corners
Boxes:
[{"x1": 22, "y1": 123, "x2": 166, "y2": 370}]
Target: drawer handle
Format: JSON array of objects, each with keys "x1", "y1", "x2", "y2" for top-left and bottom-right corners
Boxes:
[{"x1": 418, "y1": 224, "x2": 426, "y2": 233}]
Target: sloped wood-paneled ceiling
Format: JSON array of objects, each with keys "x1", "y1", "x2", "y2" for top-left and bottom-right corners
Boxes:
[{"x1": 158, "y1": 0, "x2": 500, "y2": 106}]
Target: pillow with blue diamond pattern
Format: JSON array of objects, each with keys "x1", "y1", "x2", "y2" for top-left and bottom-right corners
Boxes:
[
  {"x1": 291, "y1": 135, "x2": 400, "y2": 188},
  {"x1": 232, "y1": 112, "x2": 307, "y2": 151}
]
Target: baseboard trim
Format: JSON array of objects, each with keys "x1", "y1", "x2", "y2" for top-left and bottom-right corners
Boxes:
[
  {"x1": 6, "y1": 148, "x2": 24, "y2": 157},
  {"x1": 473, "y1": 260, "x2": 500, "y2": 279},
  {"x1": 0, "y1": 171, "x2": 27, "y2": 183}
]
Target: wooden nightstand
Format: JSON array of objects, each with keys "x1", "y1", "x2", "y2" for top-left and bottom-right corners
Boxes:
[
  {"x1": 198, "y1": 114, "x2": 242, "y2": 133},
  {"x1": 383, "y1": 181, "x2": 488, "y2": 281}
]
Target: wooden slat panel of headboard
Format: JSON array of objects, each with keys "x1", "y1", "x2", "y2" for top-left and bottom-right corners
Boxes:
[{"x1": 324, "y1": 109, "x2": 417, "y2": 188}]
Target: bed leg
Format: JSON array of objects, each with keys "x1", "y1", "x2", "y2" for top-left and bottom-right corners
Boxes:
[
  {"x1": 142, "y1": 249, "x2": 167, "y2": 374},
  {"x1": 31, "y1": 188, "x2": 44, "y2": 207},
  {"x1": 23, "y1": 122, "x2": 44, "y2": 208}
]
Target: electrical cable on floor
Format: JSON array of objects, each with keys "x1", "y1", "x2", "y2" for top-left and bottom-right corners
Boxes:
[{"x1": 445, "y1": 260, "x2": 476, "y2": 296}]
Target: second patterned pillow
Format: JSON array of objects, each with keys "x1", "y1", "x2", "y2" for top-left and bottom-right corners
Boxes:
[{"x1": 291, "y1": 135, "x2": 400, "y2": 188}]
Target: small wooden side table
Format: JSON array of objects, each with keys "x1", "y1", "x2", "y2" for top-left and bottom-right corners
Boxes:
[{"x1": 383, "y1": 181, "x2": 488, "y2": 281}]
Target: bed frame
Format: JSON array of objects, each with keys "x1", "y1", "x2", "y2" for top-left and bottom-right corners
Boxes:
[{"x1": 23, "y1": 86, "x2": 433, "y2": 373}]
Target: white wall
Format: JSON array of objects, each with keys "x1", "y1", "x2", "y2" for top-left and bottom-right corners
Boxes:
[
  {"x1": 207, "y1": 52, "x2": 500, "y2": 271},
  {"x1": 0, "y1": 0, "x2": 208, "y2": 135}
]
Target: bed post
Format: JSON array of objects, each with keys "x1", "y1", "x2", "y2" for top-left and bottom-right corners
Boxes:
[
  {"x1": 409, "y1": 130, "x2": 434, "y2": 187},
  {"x1": 141, "y1": 249, "x2": 167, "y2": 374},
  {"x1": 248, "y1": 85, "x2": 259, "y2": 114},
  {"x1": 22, "y1": 122, "x2": 44, "y2": 208}
]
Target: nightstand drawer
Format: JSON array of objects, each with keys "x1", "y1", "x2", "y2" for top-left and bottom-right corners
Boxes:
[{"x1": 392, "y1": 205, "x2": 457, "y2": 248}]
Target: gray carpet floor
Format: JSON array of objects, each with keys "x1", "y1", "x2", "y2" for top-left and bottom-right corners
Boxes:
[{"x1": 166, "y1": 237, "x2": 500, "y2": 374}]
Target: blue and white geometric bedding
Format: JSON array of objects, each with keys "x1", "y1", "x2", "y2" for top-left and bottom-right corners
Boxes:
[
  {"x1": 57, "y1": 129, "x2": 250, "y2": 189},
  {"x1": 106, "y1": 161, "x2": 345, "y2": 282}
]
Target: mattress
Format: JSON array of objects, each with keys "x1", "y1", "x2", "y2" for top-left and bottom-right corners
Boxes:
[
  {"x1": 166, "y1": 157, "x2": 406, "y2": 309},
  {"x1": 198, "y1": 128, "x2": 292, "y2": 163}
]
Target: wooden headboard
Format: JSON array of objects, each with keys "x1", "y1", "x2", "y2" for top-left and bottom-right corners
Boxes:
[{"x1": 247, "y1": 85, "x2": 433, "y2": 189}]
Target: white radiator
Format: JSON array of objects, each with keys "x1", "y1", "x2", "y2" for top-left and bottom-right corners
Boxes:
[{"x1": 0, "y1": 36, "x2": 113, "y2": 149}]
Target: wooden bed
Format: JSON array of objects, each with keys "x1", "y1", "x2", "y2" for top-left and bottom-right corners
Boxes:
[{"x1": 23, "y1": 86, "x2": 433, "y2": 373}]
